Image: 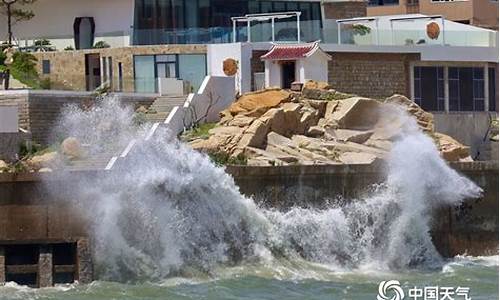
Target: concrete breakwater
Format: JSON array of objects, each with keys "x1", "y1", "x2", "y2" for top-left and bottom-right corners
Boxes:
[
  {"x1": 0, "y1": 161, "x2": 497, "y2": 287},
  {"x1": 226, "y1": 162, "x2": 499, "y2": 258}
]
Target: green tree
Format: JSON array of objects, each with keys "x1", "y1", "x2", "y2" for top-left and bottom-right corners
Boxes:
[{"x1": 1, "y1": 0, "x2": 37, "y2": 46}]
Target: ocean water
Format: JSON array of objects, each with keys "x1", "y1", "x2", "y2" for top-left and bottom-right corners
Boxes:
[
  {"x1": 0, "y1": 255, "x2": 497, "y2": 299},
  {"x1": 2, "y1": 97, "x2": 496, "y2": 299}
]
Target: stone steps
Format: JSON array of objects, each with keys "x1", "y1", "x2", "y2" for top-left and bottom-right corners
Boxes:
[
  {"x1": 64, "y1": 154, "x2": 115, "y2": 171},
  {"x1": 145, "y1": 95, "x2": 187, "y2": 122}
]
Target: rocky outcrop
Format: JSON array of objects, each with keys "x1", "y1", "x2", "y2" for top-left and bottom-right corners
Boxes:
[
  {"x1": 188, "y1": 83, "x2": 472, "y2": 166},
  {"x1": 435, "y1": 133, "x2": 472, "y2": 162},
  {"x1": 27, "y1": 152, "x2": 60, "y2": 170},
  {"x1": 61, "y1": 137, "x2": 83, "y2": 160}
]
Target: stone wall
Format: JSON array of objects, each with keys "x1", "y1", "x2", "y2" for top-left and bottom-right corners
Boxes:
[
  {"x1": 226, "y1": 162, "x2": 499, "y2": 257},
  {"x1": 0, "y1": 92, "x2": 29, "y2": 130},
  {"x1": 33, "y1": 45, "x2": 207, "y2": 93},
  {"x1": 327, "y1": 52, "x2": 420, "y2": 99},
  {"x1": 323, "y1": 1, "x2": 367, "y2": 20},
  {"x1": 0, "y1": 91, "x2": 156, "y2": 145},
  {"x1": 0, "y1": 161, "x2": 496, "y2": 268}
]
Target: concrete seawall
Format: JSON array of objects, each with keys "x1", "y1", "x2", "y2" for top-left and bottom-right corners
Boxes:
[
  {"x1": 0, "y1": 161, "x2": 497, "y2": 286},
  {"x1": 226, "y1": 162, "x2": 499, "y2": 257}
]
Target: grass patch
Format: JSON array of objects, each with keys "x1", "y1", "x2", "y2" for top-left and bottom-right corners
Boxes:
[
  {"x1": 182, "y1": 122, "x2": 218, "y2": 142},
  {"x1": 208, "y1": 151, "x2": 247, "y2": 166}
]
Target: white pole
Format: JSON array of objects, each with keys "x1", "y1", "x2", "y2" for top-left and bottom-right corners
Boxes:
[
  {"x1": 247, "y1": 19, "x2": 251, "y2": 42},
  {"x1": 441, "y1": 17, "x2": 446, "y2": 46},
  {"x1": 337, "y1": 21, "x2": 341, "y2": 45},
  {"x1": 444, "y1": 66, "x2": 450, "y2": 112},
  {"x1": 484, "y1": 64, "x2": 489, "y2": 112},
  {"x1": 232, "y1": 19, "x2": 236, "y2": 43},
  {"x1": 297, "y1": 13, "x2": 301, "y2": 43},
  {"x1": 271, "y1": 18, "x2": 275, "y2": 42}
]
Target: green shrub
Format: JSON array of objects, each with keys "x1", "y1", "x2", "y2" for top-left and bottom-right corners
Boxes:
[
  {"x1": 208, "y1": 151, "x2": 247, "y2": 166},
  {"x1": 182, "y1": 122, "x2": 218, "y2": 141},
  {"x1": 93, "y1": 41, "x2": 110, "y2": 49},
  {"x1": 64, "y1": 45, "x2": 74, "y2": 51}
]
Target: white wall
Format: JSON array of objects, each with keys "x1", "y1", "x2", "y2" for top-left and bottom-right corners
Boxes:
[
  {"x1": 0, "y1": 0, "x2": 134, "y2": 49},
  {"x1": 302, "y1": 52, "x2": 329, "y2": 82},
  {"x1": 207, "y1": 43, "x2": 253, "y2": 94},
  {"x1": 265, "y1": 60, "x2": 282, "y2": 88},
  {"x1": 0, "y1": 106, "x2": 18, "y2": 133}
]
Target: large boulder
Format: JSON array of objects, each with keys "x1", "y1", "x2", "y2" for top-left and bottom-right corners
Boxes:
[
  {"x1": 61, "y1": 137, "x2": 83, "y2": 160},
  {"x1": 385, "y1": 94, "x2": 434, "y2": 133},
  {"x1": 338, "y1": 152, "x2": 379, "y2": 165},
  {"x1": 226, "y1": 89, "x2": 291, "y2": 117},
  {"x1": 0, "y1": 160, "x2": 8, "y2": 172},
  {"x1": 435, "y1": 132, "x2": 471, "y2": 162},
  {"x1": 332, "y1": 97, "x2": 382, "y2": 130},
  {"x1": 27, "y1": 152, "x2": 59, "y2": 170}
]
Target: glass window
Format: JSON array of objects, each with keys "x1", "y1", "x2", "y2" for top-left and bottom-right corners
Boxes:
[
  {"x1": 299, "y1": 2, "x2": 311, "y2": 21},
  {"x1": 198, "y1": 0, "x2": 210, "y2": 28},
  {"x1": 134, "y1": 55, "x2": 156, "y2": 93},
  {"x1": 178, "y1": 54, "x2": 207, "y2": 93},
  {"x1": 42, "y1": 60, "x2": 50, "y2": 74},
  {"x1": 156, "y1": 55, "x2": 176, "y2": 63},
  {"x1": 489, "y1": 68, "x2": 497, "y2": 112},
  {"x1": 413, "y1": 66, "x2": 444, "y2": 111},
  {"x1": 261, "y1": 1, "x2": 273, "y2": 13},
  {"x1": 273, "y1": 2, "x2": 286, "y2": 12},
  {"x1": 286, "y1": 2, "x2": 299, "y2": 12}
]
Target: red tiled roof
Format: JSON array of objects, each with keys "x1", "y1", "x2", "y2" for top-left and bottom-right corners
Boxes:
[{"x1": 261, "y1": 42, "x2": 322, "y2": 60}]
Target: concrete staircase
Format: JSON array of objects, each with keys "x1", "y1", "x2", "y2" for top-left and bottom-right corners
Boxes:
[
  {"x1": 144, "y1": 95, "x2": 187, "y2": 123},
  {"x1": 63, "y1": 96, "x2": 188, "y2": 171},
  {"x1": 64, "y1": 153, "x2": 116, "y2": 171}
]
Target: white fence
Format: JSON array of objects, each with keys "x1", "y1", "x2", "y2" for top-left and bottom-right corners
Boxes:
[{"x1": 106, "y1": 75, "x2": 236, "y2": 170}]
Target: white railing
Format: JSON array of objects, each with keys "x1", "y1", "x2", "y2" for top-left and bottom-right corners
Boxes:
[{"x1": 105, "y1": 75, "x2": 236, "y2": 170}]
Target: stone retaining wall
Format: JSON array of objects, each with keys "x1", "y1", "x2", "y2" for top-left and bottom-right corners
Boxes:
[
  {"x1": 0, "y1": 161, "x2": 496, "y2": 273},
  {"x1": 0, "y1": 91, "x2": 156, "y2": 145},
  {"x1": 227, "y1": 162, "x2": 499, "y2": 257}
]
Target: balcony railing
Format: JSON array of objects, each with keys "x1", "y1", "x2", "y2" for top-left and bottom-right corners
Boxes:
[{"x1": 3, "y1": 19, "x2": 496, "y2": 51}]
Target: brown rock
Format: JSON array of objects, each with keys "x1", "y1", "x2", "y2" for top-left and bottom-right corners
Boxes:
[
  {"x1": 338, "y1": 152, "x2": 379, "y2": 165},
  {"x1": 136, "y1": 106, "x2": 148, "y2": 114},
  {"x1": 228, "y1": 115, "x2": 255, "y2": 127},
  {"x1": 302, "y1": 99, "x2": 328, "y2": 117},
  {"x1": 332, "y1": 97, "x2": 382, "y2": 130},
  {"x1": 61, "y1": 137, "x2": 83, "y2": 160},
  {"x1": 228, "y1": 89, "x2": 291, "y2": 117},
  {"x1": 0, "y1": 160, "x2": 7, "y2": 169},
  {"x1": 385, "y1": 94, "x2": 434, "y2": 132},
  {"x1": 303, "y1": 80, "x2": 331, "y2": 90},
  {"x1": 28, "y1": 152, "x2": 59, "y2": 170},
  {"x1": 332, "y1": 129, "x2": 373, "y2": 143},
  {"x1": 435, "y1": 132, "x2": 471, "y2": 161},
  {"x1": 307, "y1": 126, "x2": 325, "y2": 137}
]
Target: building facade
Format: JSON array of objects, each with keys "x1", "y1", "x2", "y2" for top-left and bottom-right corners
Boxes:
[
  {"x1": 367, "y1": 0, "x2": 499, "y2": 29},
  {"x1": 0, "y1": 0, "x2": 367, "y2": 50}
]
